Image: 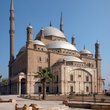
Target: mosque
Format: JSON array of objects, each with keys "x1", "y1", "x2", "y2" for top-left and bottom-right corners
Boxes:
[{"x1": 8, "y1": 0, "x2": 103, "y2": 95}]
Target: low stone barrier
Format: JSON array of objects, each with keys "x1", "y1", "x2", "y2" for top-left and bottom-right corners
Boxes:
[
  {"x1": 68, "y1": 103, "x2": 91, "y2": 109},
  {"x1": 15, "y1": 103, "x2": 68, "y2": 110},
  {"x1": 63, "y1": 100, "x2": 110, "y2": 110},
  {"x1": 0, "y1": 99, "x2": 16, "y2": 103},
  {"x1": 91, "y1": 104, "x2": 110, "y2": 110},
  {"x1": 15, "y1": 104, "x2": 32, "y2": 110}
]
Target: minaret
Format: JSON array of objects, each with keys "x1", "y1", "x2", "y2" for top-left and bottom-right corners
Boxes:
[
  {"x1": 9, "y1": 0, "x2": 15, "y2": 63},
  {"x1": 50, "y1": 21, "x2": 52, "y2": 27},
  {"x1": 83, "y1": 45, "x2": 85, "y2": 50},
  {"x1": 71, "y1": 36, "x2": 76, "y2": 46},
  {"x1": 95, "y1": 41, "x2": 102, "y2": 93},
  {"x1": 60, "y1": 12, "x2": 64, "y2": 33},
  {"x1": 26, "y1": 24, "x2": 33, "y2": 48},
  {"x1": 9, "y1": 0, "x2": 15, "y2": 94},
  {"x1": 95, "y1": 41, "x2": 100, "y2": 59}
]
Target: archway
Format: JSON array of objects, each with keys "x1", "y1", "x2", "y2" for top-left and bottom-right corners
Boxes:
[
  {"x1": 69, "y1": 69, "x2": 92, "y2": 94},
  {"x1": 21, "y1": 78, "x2": 26, "y2": 94}
]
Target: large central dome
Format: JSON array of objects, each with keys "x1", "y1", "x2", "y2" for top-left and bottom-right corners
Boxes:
[{"x1": 37, "y1": 27, "x2": 66, "y2": 38}]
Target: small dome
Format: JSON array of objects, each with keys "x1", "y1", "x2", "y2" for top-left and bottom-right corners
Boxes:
[
  {"x1": 27, "y1": 24, "x2": 33, "y2": 29},
  {"x1": 96, "y1": 41, "x2": 99, "y2": 45},
  {"x1": 37, "y1": 27, "x2": 66, "y2": 38},
  {"x1": 58, "y1": 56, "x2": 83, "y2": 62},
  {"x1": 47, "y1": 41, "x2": 77, "y2": 51},
  {"x1": 80, "y1": 49, "x2": 92, "y2": 54},
  {"x1": 33, "y1": 40, "x2": 45, "y2": 46},
  {"x1": 19, "y1": 46, "x2": 26, "y2": 52}
]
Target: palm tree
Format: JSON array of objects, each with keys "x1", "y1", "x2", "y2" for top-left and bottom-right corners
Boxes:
[{"x1": 35, "y1": 68, "x2": 54, "y2": 100}]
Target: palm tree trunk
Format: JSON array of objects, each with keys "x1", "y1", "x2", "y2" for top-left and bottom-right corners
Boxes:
[{"x1": 42, "y1": 79, "x2": 46, "y2": 100}]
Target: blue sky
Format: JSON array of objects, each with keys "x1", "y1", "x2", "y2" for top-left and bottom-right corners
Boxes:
[{"x1": 0, "y1": 0, "x2": 110, "y2": 89}]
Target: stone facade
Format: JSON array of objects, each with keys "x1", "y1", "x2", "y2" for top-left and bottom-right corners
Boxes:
[{"x1": 7, "y1": 0, "x2": 104, "y2": 95}]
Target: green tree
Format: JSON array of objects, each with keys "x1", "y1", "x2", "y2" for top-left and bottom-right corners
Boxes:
[
  {"x1": 1, "y1": 79, "x2": 8, "y2": 85},
  {"x1": 0, "y1": 75, "x2": 2, "y2": 81},
  {"x1": 35, "y1": 68, "x2": 54, "y2": 100}
]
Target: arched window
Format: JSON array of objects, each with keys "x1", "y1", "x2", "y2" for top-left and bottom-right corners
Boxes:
[
  {"x1": 70, "y1": 86, "x2": 73, "y2": 92},
  {"x1": 38, "y1": 66, "x2": 42, "y2": 72},
  {"x1": 39, "y1": 57, "x2": 42, "y2": 61},
  {"x1": 89, "y1": 62, "x2": 91, "y2": 67},
  {"x1": 86, "y1": 86, "x2": 89, "y2": 92},
  {"x1": 70, "y1": 75, "x2": 73, "y2": 81},
  {"x1": 38, "y1": 86, "x2": 42, "y2": 93},
  {"x1": 46, "y1": 86, "x2": 49, "y2": 93},
  {"x1": 86, "y1": 76, "x2": 89, "y2": 82},
  {"x1": 38, "y1": 57, "x2": 42, "y2": 62},
  {"x1": 57, "y1": 86, "x2": 58, "y2": 93}
]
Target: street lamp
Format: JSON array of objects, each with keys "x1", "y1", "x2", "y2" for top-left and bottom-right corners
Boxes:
[
  {"x1": 82, "y1": 90, "x2": 84, "y2": 103},
  {"x1": 93, "y1": 93, "x2": 96, "y2": 103},
  {"x1": 93, "y1": 86, "x2": 96, "y2": 103}
]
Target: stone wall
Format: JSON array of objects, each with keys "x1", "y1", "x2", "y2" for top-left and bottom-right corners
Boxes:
[{"x1": 0, "y1": 84, "x2": 9, "y2": 95}]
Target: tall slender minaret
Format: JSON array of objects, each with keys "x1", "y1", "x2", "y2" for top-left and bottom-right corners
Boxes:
[
  {"x1": 95, "y1": 41, "x2": 102, "y2": 93},
  {"x1": 60, "y1": 12, "x2": 64, "y2": 33},
  {"x1": 9, "y1": 0, "x2": 15, "y2": 63},
  {"x1": 9, "y1": 0, "x2": 15, "y2": 94}
]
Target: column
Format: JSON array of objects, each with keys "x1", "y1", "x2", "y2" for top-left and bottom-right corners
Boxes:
[{"x1": 19, "y1": 81, "x2": 21, "y2": 95}]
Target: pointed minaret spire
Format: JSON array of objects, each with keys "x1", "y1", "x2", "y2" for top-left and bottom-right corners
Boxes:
[
  {"x1": 60, "y1": 12, "x2": 63, "y2": 25},
  {"x1": 50, "y1": 21, "x2": 52, "y2": 27},
  {"x1": 71, "y1": 36, "x2": 76, "y2": 46},
  {"x1": 9, "y1": 0, "x2": 15, "y2": 63},
  {"x1": 83, "y1": 45, "x2": 85, "y2": 50},
  {"x1": 60, "y1": 12, "x2": 64, "y2": 33},
  {"x1": 10, "y1": 0, "x2": 14, "y2": 10}
]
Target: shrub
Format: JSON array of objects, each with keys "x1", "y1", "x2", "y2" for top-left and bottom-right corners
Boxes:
[
  {"x1": 69, "y1": 92, "x2": 75, "y2": 95},
  {"x1": 105, "y1": 93, "x2": 110, "y2": 96},
  {"x1": 101, "y1": 98, "x2": 105, "y2": 103},
  {"x1": 69, "y1": 95, "x2": 75, "y2": 99},
  {"x1": 69, "y1": 92, "x2": 75, "y2": 99}
]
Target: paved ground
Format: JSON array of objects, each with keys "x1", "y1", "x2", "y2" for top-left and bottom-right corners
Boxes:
[{"x1": 0, "y1": 95, "x2": 92, "y2": 110}]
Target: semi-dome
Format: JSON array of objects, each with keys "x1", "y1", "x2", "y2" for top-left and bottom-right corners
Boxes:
[
  {"x1": 47, "y1": 41, "x2": 77, "y2": 51},
  {"x1": 19, "y1": 72, "x2": 25, "y2": 75},
  {"x1": 58, "y1": 56, "x2": 83, "y2": 62},
  {"x1": 33, "y1": 40, "x2": 45, "y2": 46},
  {"x1": 37, "y1": 27, "x2": 66, "y2": 38},
  {"x1": 19, "y1": 40, "x2": 45, "y2": 53},
  {"x1": 80, "y1": 49, "x2": 92, "y2": 54}
]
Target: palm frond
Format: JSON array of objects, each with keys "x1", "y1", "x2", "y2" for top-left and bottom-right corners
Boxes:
[{"x1": 35, "y1": 68, "x2": 55, "y2": 82}]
